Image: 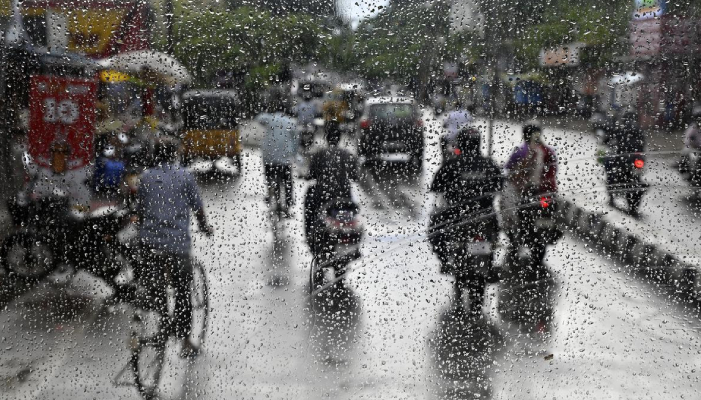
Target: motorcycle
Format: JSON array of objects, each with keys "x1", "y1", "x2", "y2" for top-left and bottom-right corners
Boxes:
[
  {"x1": 428, "y1": 195, "x2": 498, "y2": 314},
  {"x1": 507, "y1": 193, "x2": 562, "y2": 269},
  {"x1": 1, "y1": 188, "x2": 128, "y2": 285},
  {"x1": 1, "y1": 151, "x2": 130, "y2": 287},
  {"x1": 308, "y1": 198, "x2": 364, "y2": 293},
  {"x1": 602, "y1": 152, "x2": 648, "y2": 216}
]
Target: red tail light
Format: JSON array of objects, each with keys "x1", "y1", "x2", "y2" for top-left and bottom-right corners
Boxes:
[
  {"x1": 453, "y1": 148, "x2": 462, "y2": 156},
  {"x1": 360, "y1": 119, "x2": 370, "y2": 129},
  {"x1": 540, "y1": 197, "x2": 551, "y2": 208},
  {"x1": 634, "y1": 159, "x2": 644, "y2": 169},
  {"x1": 473, "y1": 234, "x2": 485, "y2": 242}
]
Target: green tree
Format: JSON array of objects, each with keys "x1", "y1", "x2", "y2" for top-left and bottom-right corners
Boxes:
[
  {"x1": 172, "y1": 6, "x2": 326, "y2": 87},
  {"x1": 513, "y1": 0, "x2": 629, "y2": 69}
]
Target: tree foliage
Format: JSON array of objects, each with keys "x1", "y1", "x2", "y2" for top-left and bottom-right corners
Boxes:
[
  {"x1": 172, "y1": 5, "x2": 327, "y2": 87},
  {"x1": 513, "y1": 1, "x2": 630, "y2": 69}
]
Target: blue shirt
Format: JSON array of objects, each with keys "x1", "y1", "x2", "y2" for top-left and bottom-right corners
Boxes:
[
  {"x1": 137, "y1": 164, "x2": 204, "y2": 255},
  {"x1": 256, "y1": 112, "x2": 298, "y2": 165}
]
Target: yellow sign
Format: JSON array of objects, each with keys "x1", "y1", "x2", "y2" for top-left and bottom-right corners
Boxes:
[{"x1": 100, "y1": 70, "x2": 132, "y2": 83}]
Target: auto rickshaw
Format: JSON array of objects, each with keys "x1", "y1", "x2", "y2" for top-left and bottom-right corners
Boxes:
[
  {"x1": 322, "y1": 84, "x2": 365, "y2": 137},
  {"x1": 180, "y1": 90, "x2": 242, "y2": 175}
]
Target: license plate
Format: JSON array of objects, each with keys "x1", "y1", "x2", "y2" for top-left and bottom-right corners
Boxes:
[
  {"x1": 535, "y1": 218, "x2": 556, "y2": 228},
  {"x1": 467, "y1": 241, "x2": 491, "y2": 255},
  {"x1": 380, "y1": 154, "x2": 411, "y2": 162}
]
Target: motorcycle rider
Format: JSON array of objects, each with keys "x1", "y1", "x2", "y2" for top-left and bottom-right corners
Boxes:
[
  {"x1": 304, "y1": 129, "x2": 359, "y2": 256},
  {"x1": 256, "y1": 97, "x2": 298, "y2": 215},
  {"x1": 602, "y1": 112, "x2": 646, "y2": 215},
  {"x1": 136, "y1": 137, "x2": 213, "y2": 358},
  {"x1": 293, "y1": 86, "x2": 320, "y2": 150},
  {"x1": 502, "y1": 122, "x2": 558, "y2": 265},
  {"x1": 430, "y1": 127, "x2": 503, "y2": 315}
]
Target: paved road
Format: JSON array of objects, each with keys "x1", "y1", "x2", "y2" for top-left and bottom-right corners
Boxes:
[
  {"x1": 2, "y1": 110, "x2": 700, "y2": 398},
  {"x1": 468, "y1": 116, "x2": 701, "y2": 270}
]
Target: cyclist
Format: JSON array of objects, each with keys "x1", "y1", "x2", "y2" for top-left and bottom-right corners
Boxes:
[
  {"x1": 256, "y1": 97, "x2": 298, "y2": 215},
  {"x1": 136, "y1": 137, "x2": 213, "y2": 358}
]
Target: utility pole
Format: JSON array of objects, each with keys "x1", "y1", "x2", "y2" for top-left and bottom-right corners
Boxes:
[{"x1": 165, "y1": 0, "x2": 174, "y2": 55}]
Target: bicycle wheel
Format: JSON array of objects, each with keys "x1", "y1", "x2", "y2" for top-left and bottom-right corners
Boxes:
[
  {"x1": 130, "y1": 310, "x2": 167, "y2": 400},
  {"x1": 190, "y1": 260, "x2": 209, "y2": 347}
]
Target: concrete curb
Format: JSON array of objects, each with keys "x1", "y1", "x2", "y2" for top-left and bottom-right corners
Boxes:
[{"x1": 556, "y1": 198, "x2": 699, "y2": 302}]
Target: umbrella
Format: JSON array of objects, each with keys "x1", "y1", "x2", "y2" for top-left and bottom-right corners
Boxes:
[{"x1": 97, "y1": 50, "x2": 191, "y2": 86}]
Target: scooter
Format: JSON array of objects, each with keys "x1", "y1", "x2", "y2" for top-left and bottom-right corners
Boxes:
[
  {"x1": 603, "y1": 152, "x2": 648, "y2": 217},
  {"x1": 507, "y1": 193, "x2": 562, "y2": 269},
  {"x1": 428, "y1": 195, "x2": 498, "y2": 314},
  {"x1": 1, "y1": 188, "x2": 128, "y2": 284},
  {"x1": 500, "y1": 192, "x2": 560, "y2": 332},
  {"x1": 1, "y1": 153, "x2": 129, "y2": 286},
  {"x1": 308, "y1": 198, "x2": 364, "y2": 293}
]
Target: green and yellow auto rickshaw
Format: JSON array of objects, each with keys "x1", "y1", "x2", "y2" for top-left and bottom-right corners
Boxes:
[{"x1": 180, "y1": 90, "x2": 242, "y2": 175}]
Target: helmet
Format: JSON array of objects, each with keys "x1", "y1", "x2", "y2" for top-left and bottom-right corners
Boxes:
[
  {"x1": 456, "y1": 127, "x2": 481, "y2": 155},
  {"x1": 523, "y1": 120, "x2": 542, "y2": 142}
]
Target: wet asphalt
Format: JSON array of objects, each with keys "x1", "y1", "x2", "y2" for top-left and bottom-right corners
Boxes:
[{"x1": 1, "y1": 112, "x2": 700, "y2": 399}]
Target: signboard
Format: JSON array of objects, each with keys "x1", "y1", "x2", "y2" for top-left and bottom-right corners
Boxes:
[
  {"x1": 633, "y1": 0, "x2": 666, "y2": 20},
  {"x1": 28, "y1": 75, "x2": 98, "y2": 170},
  {"x1": 1, "y1": 0, "x2": 151, "y2": 58},
  {"x1": 539, "y1": 43, "x2": 584, "y2": 67},
  {"x1": 630, "y1": 16, "x2": 701, "y2": 58},
  {"x1": 630, "y1": 19, "x2": 662, "y2": 57}
]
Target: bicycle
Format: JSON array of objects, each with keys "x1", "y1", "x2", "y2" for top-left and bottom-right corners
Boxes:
[{"x1": 113, "y1": 250, "x2": 209, "y2": 400}]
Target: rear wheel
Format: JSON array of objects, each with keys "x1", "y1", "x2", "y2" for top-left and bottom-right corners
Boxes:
[
  {"x1": 235, "y1": 153, "x2": 243, "y2": 174},
  {"x1": 190, "y1": 260, "x2": 209, "y2": 347},
  {"x1": 130, "y1": 310, "x2": 167, "y2": 400},
  {"x1": 0, "y1": 232, "x2": 55, "y2": 280}
]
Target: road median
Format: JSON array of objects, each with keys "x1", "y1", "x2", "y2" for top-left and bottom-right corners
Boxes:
[{"x1": 556, "y1": 197, "x2": 700, "y2": 303}]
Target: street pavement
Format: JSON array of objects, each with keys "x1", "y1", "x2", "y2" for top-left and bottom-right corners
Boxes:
[
  {"x1": 470, "y1": 116, "x2": 701, "y2": 270},
  {"x1": 1, "y1": 111, "x2": 700, "y2": 399}
]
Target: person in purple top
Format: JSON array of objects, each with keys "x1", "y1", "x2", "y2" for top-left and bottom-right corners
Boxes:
[
  {"x1": 501, "y1": 122, "x2": 558, "y2": 252},
  {"x1": 504, "y1": 122, "x2": 558, "y2": 196},
  {"x1": 136, "y1": 137, "x2": 213, "y2": 358}
]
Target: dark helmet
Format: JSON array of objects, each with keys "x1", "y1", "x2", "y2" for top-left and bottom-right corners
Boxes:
[
  {"x1": 326, "y1": 127, "x2": 341, "y2": 146},
  {"x1": 523, "y1": 120, "x2": 542, "y2": 142},
  {"x1": 456, "y1": 127, "x2": 481, "y2": 155},
  {"x1": 153, "y1": 136, "x2": 180, "y2": 164}
]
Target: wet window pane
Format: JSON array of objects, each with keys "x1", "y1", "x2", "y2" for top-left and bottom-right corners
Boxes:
[{"x1": 1, "y1": 0, "x2": 700, "y2": 398}]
